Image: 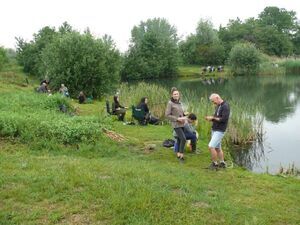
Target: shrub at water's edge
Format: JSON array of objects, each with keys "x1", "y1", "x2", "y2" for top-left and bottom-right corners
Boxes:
[{"x1": 228, "y1": 42, "x2": 261, "y2": 76}]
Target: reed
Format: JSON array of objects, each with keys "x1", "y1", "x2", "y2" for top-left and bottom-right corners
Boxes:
[
  {"x1": 118, "y1": 82, "x2": 170, "y2": 119},
  {"x1": 182, "y1": 91, "x2": 265, "y2": 146},
  {"x1": 280, "y1": 59, "x2": 300, "y2": 74},
  {"x1": 226, "y1": 101, "x2": 264, "y2": 146},
  {"x1": 278, "y1": 163, "x2": 300, "y2": 177},
  {"x1": 258, "y1": 62, "x2": 285, "y2": 76}
]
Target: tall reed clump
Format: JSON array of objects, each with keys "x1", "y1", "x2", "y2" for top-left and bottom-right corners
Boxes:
[
  {"x1": 0, "y1": 92, "x2": 104, "y2": 144},
  {"x1": 258, "y1": 62, "x2": 285, "y2": 76},
  {"x1": 118, "y1": 82, "x2": 170, "y2": 119},
  {"x1": 280, "y1": 59, "x2": 300, "y2": 74},
  {"x1": 278, "y1": 163, "x2": 300, "y2": 177},
  {"x1": 182, "y1": 91, "x2": 264, "y2": 147},
  {"x1": 225, "y1": 102, "x2": 264, "y2": 146},
  {"x1": 181, "y1": 91, "x2": 213, "y2": 139}
]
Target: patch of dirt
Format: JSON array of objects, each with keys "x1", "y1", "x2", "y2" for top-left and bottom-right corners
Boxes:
[
  {"x1": 192, "y1": 201, "x2": 210, "y2": 208},
  {"x1": 102, "y1": 128, "x2": 126, "y2": 142}
]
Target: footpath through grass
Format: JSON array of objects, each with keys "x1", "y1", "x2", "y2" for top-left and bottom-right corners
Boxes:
[{"x1": 0, "y1": 65, "x2": 300, "y2": 225}]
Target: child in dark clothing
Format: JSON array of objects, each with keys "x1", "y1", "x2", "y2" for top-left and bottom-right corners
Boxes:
[
  {"x1": 78, "y1": 91, "x2": 86, "y2": 104},
  {"x1": 174, "y1": 113, "x2": 198, "y2": 153}
]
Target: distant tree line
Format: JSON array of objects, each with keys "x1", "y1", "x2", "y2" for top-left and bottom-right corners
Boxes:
[{"x1": 12, "y1": 6, "x2": 300, "y2": 97}]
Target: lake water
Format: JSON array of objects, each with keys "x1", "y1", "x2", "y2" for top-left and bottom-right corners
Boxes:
[{"x1": 154, "y1": 74, "x2": 300, "y2": 174}]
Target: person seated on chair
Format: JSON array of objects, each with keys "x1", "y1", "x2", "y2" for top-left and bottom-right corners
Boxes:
[
  {"x1": 112, "y1": 95, "x2": 127, "y2": 121},
  {"x1": 78, "y1": 91, "x2": 86, "y2": 104},
  {"x1": 174, "y1": 113, "x2": 198, "y2": 153},
  {"x1": 137, "y1": 97, "x2": 159, "y2": 125}
]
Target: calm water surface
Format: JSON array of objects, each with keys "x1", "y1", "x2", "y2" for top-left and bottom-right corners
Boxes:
[{"x1": 150, "y1": 74, "x2": 300, "y2": 174}]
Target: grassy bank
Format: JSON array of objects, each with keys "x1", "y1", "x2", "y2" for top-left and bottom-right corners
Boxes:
[
  {"x1": 178, "y1": 65, "x2": 226, "y2": 77},
  {"x1": 1, "y1": 65, "x2": 300, "y2": 225},
  {"x1": 1, "y1": 140, "x2": 300, "y2": 225},
  {"x1": 179, "y1": 57, "x2": 300, "y2": 78}
]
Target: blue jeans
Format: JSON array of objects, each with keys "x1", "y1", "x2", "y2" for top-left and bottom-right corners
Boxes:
[{"x1": 174, "y1": 131, "x2": 197, "y2": 152}]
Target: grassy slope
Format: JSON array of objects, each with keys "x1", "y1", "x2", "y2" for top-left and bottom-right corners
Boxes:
[{"x1": 0, "y1": 65, "x2": 300, "y2": 225}]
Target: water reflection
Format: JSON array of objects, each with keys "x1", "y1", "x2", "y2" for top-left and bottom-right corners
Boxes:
[
  {"x1": 157, "y1": 75, "x2": 300, "y2": 122},
  {"x1": 230, "y1": 141, "x2": 267, "y2": 171}
]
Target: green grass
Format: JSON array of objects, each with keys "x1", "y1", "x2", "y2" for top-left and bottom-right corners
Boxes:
[
  {"x1": 279, "y1": 59, "x2": 300, "y2": 74},
  {"x1": 258, "y1": 62, "x2": 285, "y2": 76},
  {"x1": 1, "y1": 140, "x2": 300, "y2": 225},
  {"x1": 178, "y1": 65, "x2": 226, "y2": 77},
  {"x1": 1, "y1": 63, "x2": 300, "y2": 224},
  {"x1": 178, "y1": 65, "x2": 202, "y2": 77}
]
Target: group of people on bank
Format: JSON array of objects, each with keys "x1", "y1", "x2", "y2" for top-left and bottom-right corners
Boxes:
[
  {"x1": 165, "y1": 87, "x2": 230, "y2": 169},
  {"x1": 111, "y1": 95, "x2": 159, "y2": 125},
  {"x1": 37, "y1": 78, "x2": 230, "y2": 169},
  {"x1": 110, "y1": 87, "x2": 230, "y2": 169},
  {"x1": 37, "y1": 79, "x2": 88, "y2": 104}
]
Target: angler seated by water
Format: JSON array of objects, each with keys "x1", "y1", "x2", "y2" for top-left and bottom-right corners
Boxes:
[
  {"x1": 135, "y1": 97, "x2": 159, "y2": 125},
  {"x1": 112, "y1": 95, "x2": 127, "y2": 121}
]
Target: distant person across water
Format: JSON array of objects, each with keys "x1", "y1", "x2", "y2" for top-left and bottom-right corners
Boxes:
[
  {"x1": 112, "y1": 95, "x2": 127, "y2": 121},
  {"x1": 78, "y1": 91, "x2": 86, "y2": 104},
  {"x1": 137, "y1": 97, "x2": 159, "y2": 125},
  {"x1": 59, "y1": 84, "x2": 69, "y2": 97}
]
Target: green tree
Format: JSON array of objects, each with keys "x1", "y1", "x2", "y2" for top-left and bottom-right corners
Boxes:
[
  {"x1": 255, "y1": 25, "x2": 293, "y2": 56},
  {"x1": 16, "y1": 22, "x2": 73, "y2": 77},
  {"x1": 258, "y1": 6, "x2": 297, "y2": 34},
  {"x1": 40, "y1": 32, "x2": 121, "y2": 98},
  {"x1": 292, "y1": 24, "x2": 300, "y2": 55},
  {"x1": 16, "y1": 26, "x2": 57, "y2": 76},
  {"x1": 218, "y1": 18, "x2": 257, "y2": 56},
  {"x1": 0, "y1": 47, "x2": 8, "y2": 71},
  {"x1": 228, "y1": 42, "x2": 261, "y2": 76},
  {"x1": 122, "y1": 18, "x2": 180, "y2": 80},
  {"x1": 218, "y1": 10, "x2": 296, "y2": 57},
  {"x1": 180, "y1": 19, "x2": 225, "y2": 65}
]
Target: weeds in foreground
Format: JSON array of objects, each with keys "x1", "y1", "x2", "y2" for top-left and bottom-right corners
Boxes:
[{"x1": 277, "y1": 163, "x2": 300, "y2": 177}]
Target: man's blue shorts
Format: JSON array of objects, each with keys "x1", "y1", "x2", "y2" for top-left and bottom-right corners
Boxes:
[{"x1": 208, "y1": 131, "x2": 225, "y2": 149}]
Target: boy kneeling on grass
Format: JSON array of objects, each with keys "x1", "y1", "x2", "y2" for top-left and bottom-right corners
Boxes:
[{"x1": 174, "y1": 113, "x2": 198, "y2": 153}]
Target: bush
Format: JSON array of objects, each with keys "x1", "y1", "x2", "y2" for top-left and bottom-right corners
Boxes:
[
  {"x1": 40, "y1": 32, "x2": 121, "y2": 98},
  {"x1": 0, "y1": 47, "x2": 8, "y2": 71},
  {"x1": 228, "y1": 42, "x2": 261, "y2": 75},
  {"x1": 0, "y1": 92, "x2": 104, "y2": 144}
]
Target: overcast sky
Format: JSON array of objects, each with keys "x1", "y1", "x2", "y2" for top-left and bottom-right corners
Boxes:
[{"x1": 1, "y1": 0, "x2": 299, "y2": 52}]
